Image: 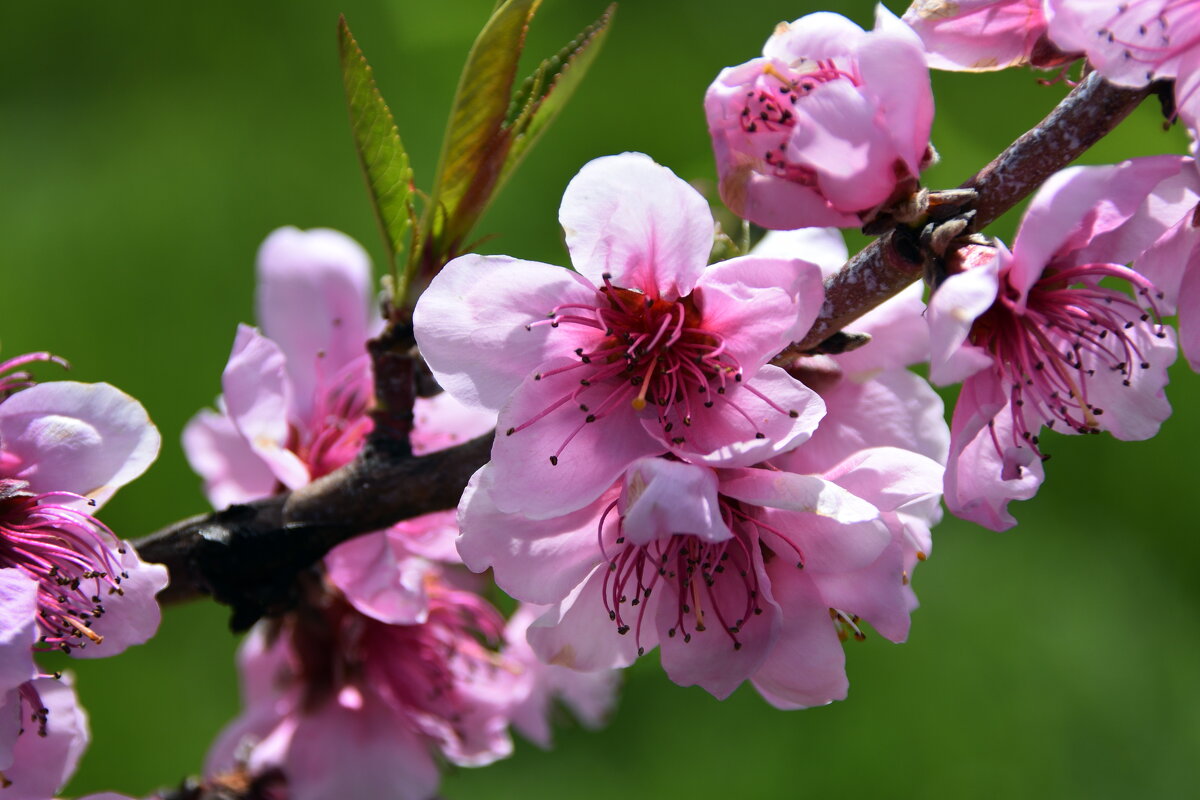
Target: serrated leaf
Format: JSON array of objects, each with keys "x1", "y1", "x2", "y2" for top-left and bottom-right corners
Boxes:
[
  {"x1": 498, "y1": 4, "x2": 614, "y2": 193},
  {"x1": 425, "y1": 0, "x2": 541, "y2": 259},
  {"x1": 339, "y1": 16, "x2": 414, "y2": 299}
]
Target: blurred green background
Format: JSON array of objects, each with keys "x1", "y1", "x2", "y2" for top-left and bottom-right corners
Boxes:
[{"x1": 3, "y1": 1, "x2": 1199, "y2": 797}]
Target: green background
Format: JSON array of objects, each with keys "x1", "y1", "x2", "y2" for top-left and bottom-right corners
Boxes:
[{"x1": 3, "y1": 1, "x2": 1198, "y2": 797}]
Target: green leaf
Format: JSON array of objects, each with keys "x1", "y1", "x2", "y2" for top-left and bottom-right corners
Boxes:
[
  {"x1": 338, "y1": 16, "x2": 414, "y2": 300},
  {"x1": 425, "y1": 0, "x2": 541, "y2": 257},
  {"x1": 498, "y1": 4, "x2": 614, "y2": 193}
]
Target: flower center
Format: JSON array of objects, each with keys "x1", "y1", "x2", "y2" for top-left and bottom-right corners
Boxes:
[
  {"x1": 514, "y1": 273, "x2": 798, "y2": 464},
  {"x1": 292, "y1": 354, "x2": 374, "y2": 480},
  {"x1": 740, "y1": 60, "x2": 859, "y2": 182},
  {"x1": 970, "y1": 263, "x2": 1168, "y2": 457},
  {"x1": 598, "y1": 493, "x2": 825, "y2": 655},
  {"x1": 0, "y1": 481, "x2": 127, "y2": 654}
]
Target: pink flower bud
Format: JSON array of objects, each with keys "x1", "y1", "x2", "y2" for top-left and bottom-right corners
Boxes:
[{"x1": 705, "y1": 8, "x2": 935, "y2": 230}]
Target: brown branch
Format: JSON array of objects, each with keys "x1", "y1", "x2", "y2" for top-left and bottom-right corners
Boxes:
[
  {"x1": 133, "y1": 434, "x2": 491, "y2": 628},
  {"x1": 792, "y1": 72, "x2": 1153, "y2": 352}
]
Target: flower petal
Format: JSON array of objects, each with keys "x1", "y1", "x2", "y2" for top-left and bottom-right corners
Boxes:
[
  {"x1": 181, "y1": 407, "x2": 279, "y2": 509},
  {"x1": 414, "y1": 255, "x2": 599, "y2": 412},
  {"x1": 664, "y1": 365, "x2": 825, "y2": 467},
  {"x1": 457, "y1": 465, "x2": 608, "y2": 604},
  {"x1": 750, "y1": 563, "x2": 847, "y2": 709},
  {"x1": 256, "y1": 227, "x2": 376, "y2": 420},
  {"x1": 694, "y1": 254, "x2": 826, "y2": 372},
  {"x1": 526, "y1": 566, "x2": 643, "y2": 671},
  {"x1": 559, "y1": 153, "x2": 714, "y2": 299},
  {"x1": 489, "y1": 363, "x2": 663, "y2": 518},
  {"x1": 619, "y1": 459, "x2": 730, "y2": 546},
  {"x1": 0, "y1": 381, "x2": 160, "y2": 510},
  {"x1": 221, "y1": 325, "x2": 310, "y2": 490}
]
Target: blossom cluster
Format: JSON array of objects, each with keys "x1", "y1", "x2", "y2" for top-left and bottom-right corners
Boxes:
[
  {"x1": 416, "y1": 152, "x2": 948, "y2": 706},
  {"x1": 183, "y1": 228, "x2": 618, "y2": 800},
  {"x1": 14, "y1": 2, "x2": 1200, "y2": 798}
]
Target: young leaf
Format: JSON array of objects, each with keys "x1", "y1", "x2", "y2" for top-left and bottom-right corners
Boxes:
[
  {"x1": 425, "y1": 0, "x2": 541, "y2": 260},
  {"x1": 498, "y1": 4, "x2": 614, "y2": 194},
  {"x1": 338, "y1": 15, "x2": 414, "y2": 299}
]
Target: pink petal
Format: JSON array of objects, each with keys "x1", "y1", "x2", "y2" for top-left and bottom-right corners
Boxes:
[
  {"x1": 781, "y1": 369, "x2": 949, "y2": 473},
  {"x1": 786, "y1": 79, "x2": 902, "y2": 212},
  {"x1": 820, "y1": 446, "x2": 945, "y2": 515},
  {"x1": 809, "y1": 532, "x2": 913, "y2": 643},
  {"x1": 905, "y1": 0, "x2": 1049, "y2": 72},
  {"x1": 256, "y1": 227, "x2": 376, "y2": 421},
  {"x1": 526, "y1": 566, "x2": 642, "y2": 671},
  {"x1": 719, "y1": 466, "x2": 879, "y2": 523},
  {"x1": 489, "y1": 363, "x2": 662, "y2": 518},
  {"x1": 325, "y1": 531, "x2": 436, "y2": 625},
  {"x1": 1046, "y1": 0, "x2": 1179, "y2": 86},
  {"x1": 694, "y1": 255, "x2": 826, "y2": 372},
  {"x1": 410, "y1": 393, "x2": 496, "y2": 456},
  {"x1": 665, "y1": 365, "x2": 825, "y2": 467},
  {"x1": 0, "y1": 381, "x2": 160, "y2": 510},
  {"x1": 858, "y1": 12, "x2": 936, "y2": 174},
  {"x1": 750, "y1": 562, "x2": 847, "y2": 709},
  {"x1": 0, "y1": 571, "x2": 38, "y2": 696},
  {"x1": 457, "y1": 465, "x2": 608, "y2": 604},
  {"x1": 1180, "y1": 257, "x2": 1200, "y2": 370},
  {"x1": 413, "y1": 255, "x2": 599, "y2": 412},
  {"x1": 763, "y1": 12, "x2": 867, "y2": 63},
  {"x1": 286, "y1": 698, "x2": 440, "y2": 800},
  {"x1": 559, "y1": 153, "x2": 714, "y2": 299},
  {"x1": 1011, "y1": 157, "x2": 1192, "y2": 299},
  {"x1": 834, "y1": 282, "x2": 930, "y2": 375},
  {"x1": 618, "y1": 459, "x2": 730, "y2": 546},
  {"x1": 750, "y1": 228, "x2": 849, "y2": 278},
  {"x1": 927, "y1": 245, "x2": 1002, "y2": 385},
  {"x1": 220, "y1": 325, "x2": 310, "y2": 490},
  {"x1": 70, "y1": 543, "x2": 167, "y2": 659},
  {"x1": 1079, "y1": 322, "x2": 1176, "y2": 441},
  {"x1": 944, "y1": 372, "x2": 1044, "y2": 531},
  {"x1": 656, "y1": 545, "x2": 780, "y2": 699},
  {"x1": 2, "y1": 677, "x2": 88, "y2": 800},
  {"x1": 181, "y1": 407, "x2": 279, "y2": 509}
]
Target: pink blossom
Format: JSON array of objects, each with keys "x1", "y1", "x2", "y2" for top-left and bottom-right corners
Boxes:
[
  {"x1": 927, "y1": 157, "x2": 1197, "y2": 529},
  {"x1": 903, "y1": 0, "x2": 1072, "y2": 72},
  {"x1": 503, "y1": 604, "x2": 619, "y2": 748},
  {"x1": 184, "y1": 227, "x2": 494, "y2": 625},
  {"x1": 704, "y1": 8, "x2": 934, "y2": 230},
  {"x1": 206, "y1": 575, "x2": 521, "y2": 800},
  {"x1": 0, "y1": 354, "x2": 167, "y2": 660},
  {"x1": 459, "y1": 447, "x2": 942, "y2": 706},
  {"x1": 1046, "y1": 0, "x2": 1200, "y2": 136},
  {"x1": 415, "y1": 152, "x2": 827, "y2": 520}
]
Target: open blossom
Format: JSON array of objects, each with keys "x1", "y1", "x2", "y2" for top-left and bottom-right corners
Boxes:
[
  {"x1": 415, "y1": 152, "x2": 827, "y2": 520},
  {"x1": 704, "y1": 8, "x2": 934, "y2": 230},
  {"x1": 0, "y1": 353, "x2": 166, "y2": 659},
  {"x1": 183, "y1": 226, "x2": 494, "y2": 623},
  {"x1": 927, "y1": 157, "x2": 1198, "y2": 529},
  {"x1": 459, "y1": 447, "x2": 942, "y2": 707},
  {"x1": 903, "y1": 0, "x2": 1073, "y2": 72},
  {"x1": 1046, "y1": 0, "x2": 1200, "y2": 137},
  {"x1": 206, "y1": 573, "x2": 520, "y2": 800}
]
